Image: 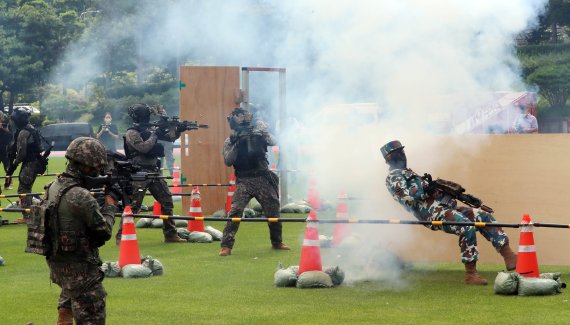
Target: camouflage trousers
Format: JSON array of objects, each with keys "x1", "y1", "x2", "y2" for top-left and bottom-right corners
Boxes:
[
  {"x1": 18, "y1": 161, "x2": 41, "y2": 214},
  {"x1": 48, "y1": 261, "x2": 107, "y2": 325},
  {"x1": 428, "y1": 206, "x2": 509, "y2": 263},
  {"x1": 116, "y1": 175, "x2": 176, "y2": 240},
  {"x1": 221, "y1": 173, "x2": 282, "y2": 249}
]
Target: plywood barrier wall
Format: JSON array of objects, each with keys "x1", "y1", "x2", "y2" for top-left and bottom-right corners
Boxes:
[
  {"x1": 179, "y1": 66, "x2": 240, "y2": 214},
  {"x1": 392, "y1": 134, "x2": 570, "y2": 265}
]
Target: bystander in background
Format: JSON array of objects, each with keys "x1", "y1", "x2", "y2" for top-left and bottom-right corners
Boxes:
[
  {"x1": 512, "y1": 105, "x2": 538, "y2": 133},
  {"x1": 96, "y1": 112, "x2": 120, "y2": 152}
]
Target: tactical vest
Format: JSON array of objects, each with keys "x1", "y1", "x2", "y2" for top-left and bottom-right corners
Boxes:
[
  {"x1": 124, "y1": 124, "x2": 164, "y2": 160},
  {"x1": 233, "y1": 134, "x2": 269, "y2": 177},
  {"x1": 13, "y1": 126, "x2": 41, "y2": 162}
]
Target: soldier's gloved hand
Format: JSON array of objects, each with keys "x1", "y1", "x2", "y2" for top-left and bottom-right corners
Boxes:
[
  {"x1": 105, "y1": 184, "x2": 122, "y2": 204},
  {"x1": 229, "y1": 131, "x2": 240, "y2": 144},
  {"x1": 95, "y1": 193, "x2": 106, "y2": 207},
  {"x1": 149, "y1": 125, "x2": 159, "y2": 135}
]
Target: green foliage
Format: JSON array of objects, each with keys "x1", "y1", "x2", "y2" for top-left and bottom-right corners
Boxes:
[{"x1": 528, "y1": 64, "x2": 570, "y2": 108}]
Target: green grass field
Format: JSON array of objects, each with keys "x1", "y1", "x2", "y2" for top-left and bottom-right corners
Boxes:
[{"x1": 1, "y1": 158, "x2": 569, "y2": 324}]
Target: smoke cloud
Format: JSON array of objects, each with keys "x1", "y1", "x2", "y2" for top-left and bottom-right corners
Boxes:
[{"x1": 54, "y1": 0, "x2": 547, "y2": 284}]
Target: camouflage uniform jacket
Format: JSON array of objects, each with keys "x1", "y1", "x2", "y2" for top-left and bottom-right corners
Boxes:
[
  {"x1": 124, "y1": 128, "x2": 160, "y2": 168},
  {"x1": 47, "y1": 172, "x2": 117, "y2": 265},
  {"x1": 223, "y1": 124, "x2": 276, "y2": 173},
  {"x1": 385, "y1": 167, "x2": 440, "y2": 223}
]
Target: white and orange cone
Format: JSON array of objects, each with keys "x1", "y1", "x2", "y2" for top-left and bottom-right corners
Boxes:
[
  {"x1": 332, "y1": 191, "x2": 350, "y2": 246},
  {"x1": 516, "y1": 214, "x2": 540, "y2": 277},
  {"x1": 187, "y1": 186, "x2": 205, "y2": 232},
  {"x1": 298, "y1": 210, "x2": 323, "y2": 275},
  {"x1": 225, "y1": 174, "x2": 236, "y2": 214},
  {"x1": 118, "y1": 205, "x2": 141, "y2": 268}
]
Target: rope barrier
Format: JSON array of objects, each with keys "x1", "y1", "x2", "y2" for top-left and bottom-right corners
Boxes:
[
  {"x1": 168, "y1": 184, "x2": 231, "y2": 187},
  {"x1": 0, "y1": 173, "x2": 60, "y2": 179},
  {"x1": 0, "y1": 208, "x2": 30, "y2": 213}
]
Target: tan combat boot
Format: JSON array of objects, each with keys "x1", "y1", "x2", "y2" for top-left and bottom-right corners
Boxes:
[
  {"x1": 219, "y1": 247, "x2": 232, "y2": 256},
  {"x1": 164, "y1": 235, "x2": 187, "y2": 243},
  {"x1": 272, "y1": 243, "x2": 291, "y2": 250},
  {"x1": 57, "y1": 308, "x2": 73, "y2": 325},
  {"x1": 499, "y1": 244, "x2": 517, "y2": 271},
  {"x1": 464, "y1": 261, "x2": 488, "y2": 285}
]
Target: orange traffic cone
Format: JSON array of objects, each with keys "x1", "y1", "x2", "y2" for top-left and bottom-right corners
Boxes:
[
  {"x1": 187, "y1": 186, "x2": 205, "y2": 232},
  {"x1": 118, "y1": 205, "x2": 141, "y2": 268},
  {"x1": 225, "y1": 174, "x2": 236, "y2": 214},
  {"x1": 332, "y1": 191, "x2": 350, "y2": 246},
  {"x1": 307, "y1": 178, "x2": 320, "y2": 210},
  {"x1": 515, "y1": 214, "x2": 540, "y2": 277},
  {"x1": 152, "y1": 201, "x2": 161, "y2": 215},
  {"x1": 299, "y1": 210, "x2": 323, "y2": 275},
  {"x1": 171, "y1": 163, "x2": 181, "y2": 195}
]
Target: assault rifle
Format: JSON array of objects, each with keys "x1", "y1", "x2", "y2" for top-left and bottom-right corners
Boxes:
[
  {"x1": 84, "y1": 161, "x2": 172, "y2": 206},
  {"x1": 422, "y1": 173, "x2": 494, "y2": 213},
  {"x1": 152, "y1": 116, "x2": 208, "y2": 142}
]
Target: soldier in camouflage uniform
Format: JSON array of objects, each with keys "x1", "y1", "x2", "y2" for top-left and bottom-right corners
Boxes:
[
  {"x1": 219, "y1": 107, "x2": 290, "y2": 256},
  {"x1": 381, "y1": 140, "x2": 517, "y2": 285},
  {"x1": 116, "y1": 103, "x2": 185, "y2": 243},
  {"x1": 46, "y1": 137, "x2": 118, "y2": 324},
  {"x1": 9, "y1": 108, "x2": 45, "y2": 213}
]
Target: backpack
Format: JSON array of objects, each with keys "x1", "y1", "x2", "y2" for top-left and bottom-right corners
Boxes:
[{"x1": 25, "y1": 182, "x2": 78, "y2": 256}]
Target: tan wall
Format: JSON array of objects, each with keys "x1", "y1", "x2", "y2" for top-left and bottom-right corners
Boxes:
[
  {"x1": 393, "y1": 134, "x2": 570, "y2": 265},
  {"x1": 179, "y1": 66, "x2": 240, "y2": 214}
]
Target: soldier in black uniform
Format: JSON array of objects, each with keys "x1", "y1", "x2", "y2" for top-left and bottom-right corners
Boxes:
[
  {"x1": 219, "y1": 107, "x2": 289, "y2": 256},
  {"x1": 115, "y1": 103, "x2": 185, "y2": 244}
]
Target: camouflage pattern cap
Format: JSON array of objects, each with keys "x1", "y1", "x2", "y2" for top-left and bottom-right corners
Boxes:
[{"x1": 380, "y1": 140, "x2": 404, "y2": 159}]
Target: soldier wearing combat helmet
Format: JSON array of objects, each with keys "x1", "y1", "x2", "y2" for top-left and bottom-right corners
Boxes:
[
  {"x1": 219, "y1": 107, "x2": 290, "y2": 256},
  {"x1": 117, "y1": 103, "x2": 186, "y2": 243},
  {"x1": 46, "y1": 137, "x2": 118, "y2": 324},
  {"x1": 381, "y1": 140, "x2": 517, "y2": 285}
]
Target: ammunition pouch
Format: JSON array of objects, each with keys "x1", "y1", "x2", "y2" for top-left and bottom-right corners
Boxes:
[{"x1": 58, "y1": 231, "x2": 90, "y2": 253}]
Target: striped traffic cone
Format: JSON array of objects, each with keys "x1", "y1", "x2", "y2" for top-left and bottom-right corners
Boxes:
[
  {"x1": 118, "y1": 205, "x2": 141, "y2": 268},
  {"x1": 171, "y1": 163, "x2": 181, "y2": 195},
  {"x1": 332, "y1": 191, "x2": 350, "y2": 246},
  {"x1": 515, "y1": 214, "x2": 540, "y2": 277},
  {"x1": 187, "y1": 186, "x2": 205, "y2": 232},
  {"x1": 298, "y1": 210, "x2": 323, "y2": 275},
  {"x1": 225, "y1": 174, "x2": 236, "y2": 214}
]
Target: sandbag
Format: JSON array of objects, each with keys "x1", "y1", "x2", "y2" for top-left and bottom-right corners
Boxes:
[
  {"x1": 205, "y1": 226, "x2": 223, "y2": 241},
  {"x1": 135, "y1": 218, "x2": 153, "y2": 228},
  {"x1": 296, "y1": 271, "x2": 333, "y2": 289},
  {"x1": 187, "y1": 231, "x2": 213, "y2": 243},
  {"x1": 323, "y1": 266, "x2": 345, "y2": 286},
  {"x1": 100, "y1": 262, "x2": 121, "y2": 278},
  {"x1": 251, "y1": 200, "x2": 262, "y2": 212},
  {"x1": 151, "y1": 219, "x2": 163, "y2": 228},
  {"x1": 0, "y1": 256, "x2": 4, "y2": 266},
  {"x1": 174, "y1": 219, "x2": 188, "y2": 227},
  {"x1": 296, "y1": 204, "x2": 312, "y2": 213},
  {"x1": 280, "y1": 203, "x2": 297, "y2": 214},
  {"x1": 243, "y1": 208, "x2": 256, "y2": 218},
  {"x1": 274, "y1": 264, "x2": 298, "y2": 287},
  {"x1": 121, "y1": 264, "x2": 153, "y2": 278},
  {"x1": 319, "y1": 235, "x2": 332, "y2": 248},
  {"x1": 518, "y1": 276, "x2": 562, "y2": 296},
  {"x1": 141, "y1": 256, "x2": 164, "y2": 276},
  {"x1": 176, "y1": 228, "x2": 190, "y2": 240},
  {"x1": 493, "y1": 271, "x2": 518, "y2": 295},
  {"x1": 211, "y1": 209, "x2": 227, "y2": 218}
]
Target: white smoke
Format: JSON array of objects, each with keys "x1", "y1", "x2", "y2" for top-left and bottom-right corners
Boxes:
[{"x1": 54, "y1": 0, "x2": 547, "y2": 284}]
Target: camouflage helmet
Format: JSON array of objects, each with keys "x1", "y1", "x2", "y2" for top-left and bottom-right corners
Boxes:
[
  {"x1": 380, "y1": 140, "x2": 405, "y2": 160},
  {"x1": 227, "y1": 107, "x2": 253, "y2": 130},
  {"x1": 65, "y1": 137, "x2": 107, "y2": 168},
  {"x1": 128, "y1": 103, "x2": 152, "y2": 122}
]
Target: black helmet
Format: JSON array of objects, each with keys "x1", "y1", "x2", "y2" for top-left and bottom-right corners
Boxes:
[
  {"x1": 11, "y1": 107, "x2": 31, "y2": 128},
  {"x1": 128, "y1": 103, "x2": 152, "y2": 123}
]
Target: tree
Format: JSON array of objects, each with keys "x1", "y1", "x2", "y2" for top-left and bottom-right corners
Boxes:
[
  {"x1": 0, "y1": 0, "x2": 85, "y2": 112},
  {"x1": 527, "y1": 64, "x2": 570, "y2": 108}
]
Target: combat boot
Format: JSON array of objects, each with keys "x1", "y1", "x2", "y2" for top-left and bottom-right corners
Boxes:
[
  {"x1": 57, "y1": 308, "x2": 73, "y2": 325},
  {"x1": 164, "y1": 235, "x2": 187, "y2": 243},
  {"x1": 464, "y1": 261, "x2": 488, "y2": 285},
  {"x1": 499, "y1": 244, "x2": 517, "y2": 271},
  {"x1": 272, "y1": 243, "x2": 291, "y2": 250},
  {"x1": 219, "y1": 247, "x2": 232, "y2": 256}
]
